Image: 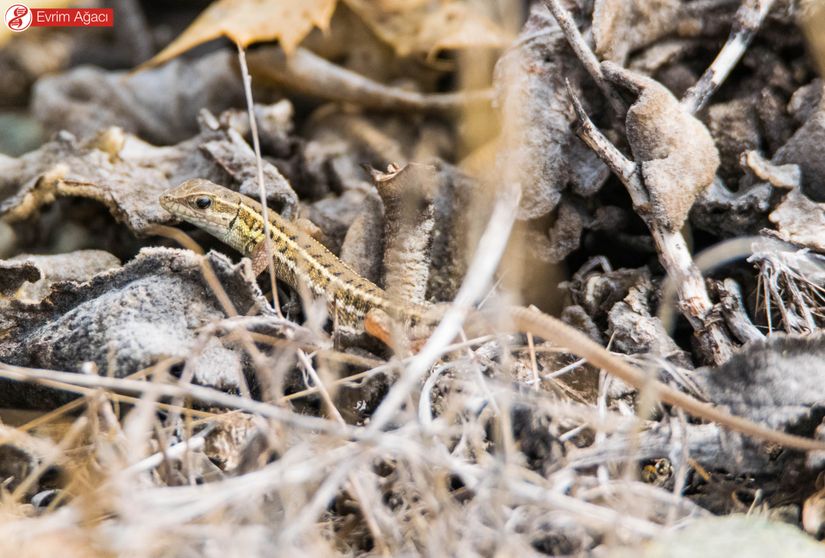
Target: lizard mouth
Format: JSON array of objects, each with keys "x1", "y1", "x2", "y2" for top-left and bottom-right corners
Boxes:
[{"x1": 158, "y1": 191, "x2": 176, "y2": 211}]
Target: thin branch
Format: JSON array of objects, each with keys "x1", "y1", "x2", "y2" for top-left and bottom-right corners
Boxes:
[
  {"x1": 568, "y1": 89, "x2": 734, "y2": 364},
  {"x1": 681, "y1": 0, "x2": 776, "y2": 113},
  {"x1": 247, "y1": 46, "x2": 493, "y2": 113},
  {"x1": 11, "y1": 415, "x2": 88, "y2": 503},
  {"x1": 506, "y1": 306, "x2": 825, "y2": 450},
  {"x1": 121, "y1": 436, "x2": 206, "y2": 477},
  {"x1": 237, "y1": 43, "x2": 282, "y2": 317},
  {"x1": 0, "y1": 362, "x2": 355, "y2": 438},
  {"x1": 567, "y1": 83, "x2": 643, "y2": 202}
]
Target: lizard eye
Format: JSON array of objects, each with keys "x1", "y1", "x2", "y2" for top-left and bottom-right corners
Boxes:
[{"x1": 194, "y1": 196, "x2": 212, "y2": 209}]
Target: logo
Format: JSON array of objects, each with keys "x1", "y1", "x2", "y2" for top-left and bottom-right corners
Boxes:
[
  {"x1": 4, "y1": 4, "x2": 32, "y2": 31},
  {"x1": 2, "y1": 4, "x2": 113, "y2": 30}
]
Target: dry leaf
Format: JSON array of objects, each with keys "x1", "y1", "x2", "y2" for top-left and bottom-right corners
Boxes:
[
  {"x1": 144, "y1": 0, "x2": 336, "y2": 68},
  {"x1": 592, "y1": 0, "x2": 682, "y2": 64},
  {"x1": 694, "y1": 333, "x2": 825, "y2": 431},
  {"x1": 603, "y1": 62, "x2": 720, "y2": 231},
  {"x1": 769, "y1": 189, "x2": 825, "y2": 253},
  {"x1": 343, "y1": 0, "x2": 511, "y2": 58},
  {"x1": 0, "y1": 249, "x2": 272, "y2": 407},
  {"x1": 493, "y1": 4, "x2": 584, "y2": 220}
]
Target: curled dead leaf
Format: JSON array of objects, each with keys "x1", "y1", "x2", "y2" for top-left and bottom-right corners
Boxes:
[
  {"x1": 769, "y1": 189, "x2": 825, "y2": 253},
  {"x1": 603, "y1": 62, "x2": 720, "y2": 231},
  {"x1": 343, "y1": 0, "x2": 511, "y2": 58},
  {"x1": 592, "y1": 0, "x2": 682, "y2": 64},
  {"x1": 143, "y1": 0, "x2": 337, "y2": 68}
]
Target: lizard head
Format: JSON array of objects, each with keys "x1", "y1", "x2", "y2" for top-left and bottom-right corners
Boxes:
[{"x1": 160, "y1": 179, "x2": 242, "y2": 241}]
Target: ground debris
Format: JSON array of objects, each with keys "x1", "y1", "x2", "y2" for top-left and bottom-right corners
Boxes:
[
  {"x1": 694, "y1": 333, "x2": 825, "y2": 433},
  {"x1": 8, "y1": 250, "x2": 121, "y2": 303},
  {"x1": 604, "y1": 62, "x2": 720, "y2": 231},
  {"x1": 1, "y1": 0, "x2": 825, "y2": 555},
  {"x1": 493, "y1": 3, "x2": 585, "y2": 221},
  {"x1": 0, "y1": 109, "x2": 301, "y2": 234},
  {"x1": 592, "y1": 0, "x2": 683, "y2": 64},
  {"x1": 32, "y1": 51, "x2": 245, "y2": 145},
  {"x1": 0, "y1": 248, "x2": 271, "y2": 407}
]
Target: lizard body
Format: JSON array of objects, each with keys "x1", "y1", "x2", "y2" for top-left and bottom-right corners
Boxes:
[
  {"x1": 160, "y1": 179, "x2": 825, "y2": 451},
  {"x1": 160, "y1": 179, "x2": 434, "y2": 334}
]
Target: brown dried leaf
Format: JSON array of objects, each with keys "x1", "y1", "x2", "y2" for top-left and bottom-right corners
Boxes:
[
  {"x1": 0, "y1": 118, "x2": 299, "y2": 234},
  {"x1": 0, "y1": 129, "x2": 175, "y2": 233},
  {"x1": 342, "y1": 0, "x2": 511, "y2": 58},
  {"x1": 603, "y1": 62, "x2": 720, "y2": 231},
  {"x1": 592, "y1": 0, "x2": 682, "y2": 64},
  {"x1": 144, "y1": 0, "x2": 337, "y2": 68},
  {"x1": 34, "y1": 51, "x2": 244, "y2": 145}
]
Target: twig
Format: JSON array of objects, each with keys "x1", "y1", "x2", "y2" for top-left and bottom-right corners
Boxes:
[
  {"x1": 237, "y1": 43, "x2": 282, "y2": 317},
  {"x1": 667, "y1": 411, "x2": 692, "y2": 526},
  {"x1": 121, "y1": 436, "x2": 206, "y2": 477},
  {"x1": 543, "y1": 0, "x2": 626, "y2": 115},
  {"x1": 568, "y1": 90, "x2": 734, "y2": 364},
  {"x1": 506, "y1": 307, "x2": 825, "y2": 450},
  {"x1": 681, "y1": 0, "x2": 777, "y2": 113},
  {"x1": 295, "y1": 351, "x2": 390, "y2": 554},
  {"x1": 281, "y1": 334, "x2": 497, "y2": 403},
  {"x1": 278, "y1": 454, "x2": 364, "y2": 545},
  {"x1": 247, "y1": 46, "x2": 493, "y2": 113},
  {"x1": 565, "y1": 87, "x2": 642, "y2": 201},
  {"x1": 452, "y1": 460, "x2": 664, "y2": 537},
  {"x1": 0, "y1": 363, "x2": 355, "y2": 438}
]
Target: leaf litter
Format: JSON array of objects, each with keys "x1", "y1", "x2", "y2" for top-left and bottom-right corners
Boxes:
[{"x1": 2, "y1": 0, "x2": 825, "y2": 555}]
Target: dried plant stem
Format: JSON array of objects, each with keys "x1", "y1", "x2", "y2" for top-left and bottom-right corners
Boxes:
[
  {"x1": 717, "y1": 278, "x2": 765, "y2": 343},
  {"x1": 237, "y1": 43, "x2": 281, "y2": 317},
  {"x1": 247, "y1": 46, "x2": 493, "y2": 113},
  {"x1": 682, "y1": 0, "x2": 776, "y2": 113},
  {"x1": 12, "y1": 415, "x2": 88, "y2": 503},
  {"x1": 121, "y1": 436, "x2": 206, "y2": 477},
  {"x1": 505, "y1": 307, "x2": 824, "y2": 450},
  {"x1": 0, "y1": 363, "x2": 354, "y2": 438},
  {"x1": 568, "y1": 90, "x2": 734, "y2": 364},
  {"x1": 295, "y1": 351, "x2": 390, "y2": 555}
]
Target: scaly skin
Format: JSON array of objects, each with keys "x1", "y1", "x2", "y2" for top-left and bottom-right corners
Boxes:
[
  {"x1": 160, "y1": 179, "x2": 825, "y2": 451},
  {"x1": 159, "y1": 179, "x2": 434, "y2": 334}
]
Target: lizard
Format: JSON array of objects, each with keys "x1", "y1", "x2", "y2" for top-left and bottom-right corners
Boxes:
[{"x1": 159, "y1": 178, "x2": 825, "y2": 452}]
